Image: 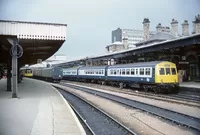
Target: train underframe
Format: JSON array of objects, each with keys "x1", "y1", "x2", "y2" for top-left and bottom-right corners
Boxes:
[
  {"x1": 33, "y1": 76, "x2": 61, "y2": 83},
  {"x1": 63, "y1": 77, "x2": 179, "y2": 94},
  {"x1": 141, "y1": 83, "x2": 179, "y2": 94}
]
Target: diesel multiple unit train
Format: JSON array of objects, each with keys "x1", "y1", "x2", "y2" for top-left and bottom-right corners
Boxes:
[
  {"x1": 22, "y1": 61, "x2": 179, "y2": 93},
  {"x1": 62, "y1": 61, "x2": 179, "y2": 93}
]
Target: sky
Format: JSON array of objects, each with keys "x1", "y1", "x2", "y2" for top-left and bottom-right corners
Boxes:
[{"x1": 0, "y1": 0, "x2": 200, "y2": 61}]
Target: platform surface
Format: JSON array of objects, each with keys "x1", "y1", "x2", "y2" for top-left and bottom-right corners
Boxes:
[
  {"x1": 0, "y1": 78, "x2": 86, "y2": 135},
  {"x1": 180, "y1": 81, "x2": 200, "y2": 89}
]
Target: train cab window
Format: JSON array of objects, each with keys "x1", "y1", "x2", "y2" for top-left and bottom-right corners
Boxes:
[
  {"x1": 122, "y1": 69, "x2": 125, "y2": 75},
  {"x1": 166, "y1": 68, "x2": 171, "y2": 75},
  {"x1": 159, "y1": 68, "x2": 165, "y2": 75},
  {"x1": 139, "y1": 68, "x2": 144, "y2": 75},
  {"x1": 131, "y1": 69, "x2": 135, "y2": 75},
  {"x1": 145, "y1": 68, "x2": 150, "y2": 75},
  {"x1": 171, "y1": 68, "x2": 176, "y2": 75},
  {"x1": 126, "y1": 69, "x2": 130, "y2": 75}
]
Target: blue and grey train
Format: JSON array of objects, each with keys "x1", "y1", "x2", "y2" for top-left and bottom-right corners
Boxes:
[
  {"x1": 63, "y1": 61, "x2": 179, "y2": 93},
  {"x1": 33, "y1": 66, "x2": 63, "y2": 82}
]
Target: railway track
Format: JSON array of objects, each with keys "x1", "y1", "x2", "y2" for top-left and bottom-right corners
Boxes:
[
  {"x1": 61, "y1": 81, "x2": 200, "y2": 107},
  {"x1": 61, "y1": 83, "x2": 200, "y2": 132},
  {"x1": 55, "y1": 87, "x2": 137, "y2": 135}
]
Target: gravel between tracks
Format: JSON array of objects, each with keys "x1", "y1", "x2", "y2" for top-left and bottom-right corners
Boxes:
[
  {"x1": 62, "y1": 81, "x2": 200, "y2": 119},
  {"x1": 53, "y1": 84, "x2": 199, "y2": 135}
]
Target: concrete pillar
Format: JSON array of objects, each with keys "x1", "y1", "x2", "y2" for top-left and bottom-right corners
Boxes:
[
  {"x1": 7, "y1": 60, "x2": 12, "y2": 91},
  {"x1": 197, "y1": 55, "x2": 200, "y2": 79},
  {"x1": 17, "y1": 60, "x2": 21, "y2": 83},
  {"x1": 143, "y1": 18, "x2": 150, "y2": 40},
  {"x1": 171, "y1": 18, "x2": 178, "y2": 37},
  {"x1": 12, "y1": 41, "x2": 18, "y2": 98},
  {"x1": 182, "y1": 20, "x2": 189, "y2": 36}
]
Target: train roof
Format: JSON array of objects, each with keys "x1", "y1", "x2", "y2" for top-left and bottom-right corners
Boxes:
[
  {"x1": 108, "y1": 61, "x2": 168, "y2": 68},
  {"x1": 79, "y1": 65, "x2": 108, "y2": 70},
  {"x1": 63, "y1": 67, "x2": 80, "y2": 70}
]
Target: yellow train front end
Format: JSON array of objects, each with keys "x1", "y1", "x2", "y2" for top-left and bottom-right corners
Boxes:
[
  {"x1": 23, "y1": 69, "x2": 33, "y2": 77},
  {"x1": 155, "y1": 61, "x2": 179, "y2": 93}
]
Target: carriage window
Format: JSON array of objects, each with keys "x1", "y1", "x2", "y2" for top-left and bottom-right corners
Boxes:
[
  {"x1": 139, "y1": 68, "x2": 144, "y2": 75},
  {"x1": 102, "y1": 70, "x2": 104, "y2": 75},
  {"x1": 99, "y1": 70, "x2": 101, "y2": 74},
  {"x1": 135, "y1": 69, "x2": 138, "y2": 75},
  {"x1": 126, "y1": 69, "x2": 130, "y2": 75},
  {"x1": 171, "y1": 68, "x2": 176, "y2": 75},
  {"x1": 110, "y1": 70, "x2": 113, "y2": 75},
  {"x1": 122, "y1": 69, "x2": 125, "y2": 75},
  {"x1": 117, "y1": 69, "x2": 120, "y2": 75},
  {"x1": 145, "y1": 68, "x2": 150, "y2": 75},
  {"x1": 131, "y1": 69, "x2": 135, "y2": 75},
  {"x1": 114, "y1": 69, "x2": 116, "y2": 75},
  {"x1": 166, "y1": 68, "x2": 171, "y2": 75},
  {"x1": 159, "y1": 68, "x2": 165, "y2": 75}
]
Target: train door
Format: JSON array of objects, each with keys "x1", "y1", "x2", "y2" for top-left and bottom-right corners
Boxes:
[{"x1": 135, "y1": 68, "x2": 139, "y2": 78}]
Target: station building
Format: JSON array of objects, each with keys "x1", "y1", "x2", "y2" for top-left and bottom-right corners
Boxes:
[{"x1": 56, "y1": 15, "x2": 200, "y2": 82}]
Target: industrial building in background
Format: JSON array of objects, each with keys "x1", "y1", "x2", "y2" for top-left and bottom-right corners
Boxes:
[{"x1": 107, "y1": 15, "x2": 200, "y2": 53}]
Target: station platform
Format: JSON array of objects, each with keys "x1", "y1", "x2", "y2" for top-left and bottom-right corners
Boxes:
[
  {"x1": 0, "y1": 78, "x2": 86, "y2": 135},
  {"x1": 180, "y1": 81, "x2": 200, "y2": 89}
]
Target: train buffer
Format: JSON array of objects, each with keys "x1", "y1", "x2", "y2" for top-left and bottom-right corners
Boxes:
[{"x1": 0, "y1": 78, "x2": 86, "y2": 135}]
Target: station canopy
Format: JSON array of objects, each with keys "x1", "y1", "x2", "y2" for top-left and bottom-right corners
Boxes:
[{"x1": 0, "y1": 20, "x2": 67, "y2": 65}]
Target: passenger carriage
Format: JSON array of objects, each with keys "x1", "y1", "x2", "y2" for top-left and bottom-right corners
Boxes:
[
  {"x1": 63, "y1": 67, "x2": 79, "y2": 81},
  {"x1": 62, "y1": 61, "x2": 179, "y2": 93},
  {"x1": 107, "y1": 61, "x2": 179, "y2": 93},
  {"x1": 78, "y1": 66, "x2": 107, "y2": 83}
]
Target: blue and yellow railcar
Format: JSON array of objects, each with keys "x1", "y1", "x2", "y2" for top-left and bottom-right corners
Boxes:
[
  {"x1": 62, "y1": 61, "x2": 179, "y2": 93},
  {"x1": 107, "y1": 61, "x2": 179, "y2": 93}
]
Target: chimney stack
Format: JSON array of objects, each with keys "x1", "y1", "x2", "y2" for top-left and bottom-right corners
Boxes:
[
  {"x1": 156, "y1": 23, "x2": 162, "y2": 33},
  {"x1": 171, "y1": 18, "x2": 178, "y2": 37},
  {"x1": 143, "y1": 18, "x2": 150, "y2": 40},
  {"x1": 192, "y1": 14, "x2": 200, "y2": 34},
  {"x1": 181, "y1": 20, "x2": 189, "y2": 36},
  {"x1": 122, "y1": 31, "x2": 128, "y2": 49}
]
